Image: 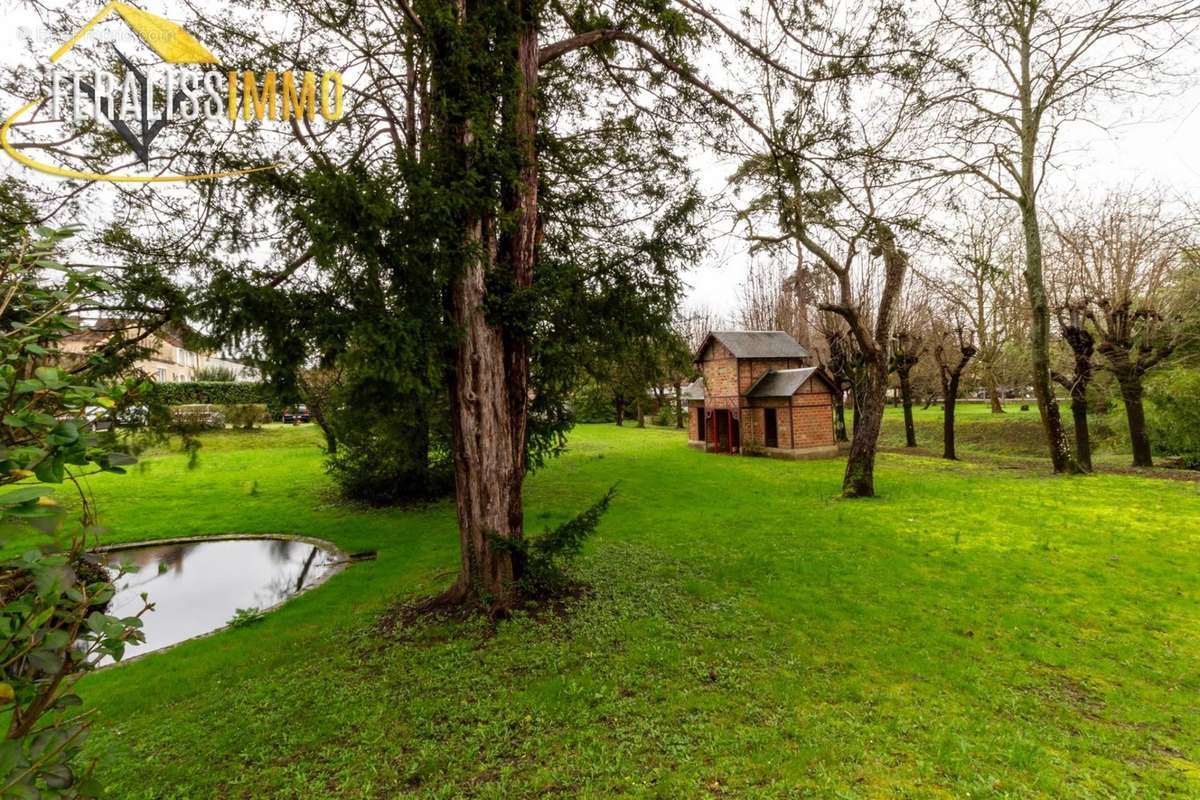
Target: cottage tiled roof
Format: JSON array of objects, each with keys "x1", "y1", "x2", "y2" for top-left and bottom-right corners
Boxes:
[
  {"x1": 746, "y1": 368, "x2": 825, "y2": 398},
  {"x1": 682, "y1": 377, "x2": 705, "y2": 400},
  {"x1": 696, "y1": 330, "x2": 809, "y2": 360}
]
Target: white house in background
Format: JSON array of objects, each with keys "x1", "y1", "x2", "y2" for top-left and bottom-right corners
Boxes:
[
  {"x1": 60, "y1": 318, "x2": 259, "y2": 382},
  {"x1": 203, "y1": 354, "x2": 259, "y2": 381}
]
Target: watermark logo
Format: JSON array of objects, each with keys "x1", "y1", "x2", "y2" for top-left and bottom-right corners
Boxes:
[{"x1": 1, "y1": 1, "x2": 344, "y2": 183}]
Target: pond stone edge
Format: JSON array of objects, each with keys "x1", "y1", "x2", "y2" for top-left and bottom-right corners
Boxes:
[{"x1": 91, "y1": 532, "x2": 352, "y2": 669}]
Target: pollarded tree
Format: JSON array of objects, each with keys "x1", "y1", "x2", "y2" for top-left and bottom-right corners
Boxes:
[
  {"x1": 890, "y1": 328, "x2": 925, "y2": 448},
  {"x1": 930, "y1": 0, "x2": 1200, "y2": 473},
  {"x1": 1051, "y1": 303, "x2": 1096, "y2": 471},
  {"x1": 888, "y1": 290, "x2": 931, "y2": 448},
  {"x1": 1055, "y1": 190, "x2": 1195, "y2": 467},
  {"x1": 931, "y1": 320, "x2": 977, "y2": 460},
  {"x1": 813, "y1": 315, "x2": 853, "y2": 443}
]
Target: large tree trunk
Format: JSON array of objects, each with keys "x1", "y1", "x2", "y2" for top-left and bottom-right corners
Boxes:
[
  {"x1": 614, "y1": 395, "x2": 625, "y2": 426},
  {"x1": 1020, "y1": 203, "x2": 1077, "y2": 473},
  {"x1": 1070, "y1": 395, "x2": 1091, "y2": 472},
  {"x1": 1119, "y1": 377, "x2": 1153, "y2": 467},
  {"x1": 825, "y1": 222, "x2": 908, "y2": 498},
  {"x1": 943, "y1": 375, "x2": 959, "y2": 460},
  {"x1": 897, "y1": 368, "x2": 917, "y2": 447},
  {"x1": 635, "y1": 397, "x2": 645, "y2": 428},
  {"x1": 447, "y1": 224, "x2": 523, "y2": 608},
  {"x1": 844, "y1": 358, "x2": 887, "y2": 497},
  {"x1": 441, "y1": 4, "x2": 539, "y2": 611},
  {"x1": 1016, "y1": 31, "x2": 1076, "y2": 473},
  {"x1": 498, "y1": 7, "x2": 539, "y2": 544}
]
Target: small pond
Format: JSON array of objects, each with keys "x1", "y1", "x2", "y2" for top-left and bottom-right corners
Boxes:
[{"x1": 102, "y1": 537, "x2": 341, "y2": 661}]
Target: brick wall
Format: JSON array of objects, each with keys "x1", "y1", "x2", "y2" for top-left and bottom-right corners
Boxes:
[
  {"x1": 790, "y1": 397, "x2": 835, "y2": 447},
  {"x1": 777, "y1": 405, "x2": 794, "y2": 447},
  {"x1": 742, "y1": 407, "x2": 761, "y2": 446},
  {"x1": 699, "y1": 341, "x2": 739, "y2": 405}
]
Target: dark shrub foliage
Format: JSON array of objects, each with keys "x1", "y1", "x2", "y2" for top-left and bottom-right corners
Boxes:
[
  {"x1": 494, "y1": 486, "x2": 617, "y2": 597},
  {"x1": 1146, "y1": 369, "x2": 1200, "y2": 467},
  {"x1": 570, "y1": 381, "x2": 615, "y2": 423},
  {"x1": 325, "y1": 416, "x2": 454, "y2": 505}
]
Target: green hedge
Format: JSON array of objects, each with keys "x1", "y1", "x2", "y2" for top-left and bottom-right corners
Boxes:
[
  {"x1": 1146, "y1": 369, "x2": 1200, "y2": 468},
  {"x1": 150, "y1": 382, "x2": 281, "y2": 415}
]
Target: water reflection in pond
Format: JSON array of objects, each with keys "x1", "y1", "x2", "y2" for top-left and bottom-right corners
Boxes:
[{"x1": 103, "y1": 538, "x2": 339, "y2": 660}]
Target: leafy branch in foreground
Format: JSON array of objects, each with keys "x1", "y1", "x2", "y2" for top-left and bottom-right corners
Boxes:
[{"x1": 0, "y1": 224, "x2": 153, "y2": 799}]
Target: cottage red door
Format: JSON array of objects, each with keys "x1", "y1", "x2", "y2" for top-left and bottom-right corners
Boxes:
[{"x1": 715, "y1": 410, "x2": 729, "y2": 452}]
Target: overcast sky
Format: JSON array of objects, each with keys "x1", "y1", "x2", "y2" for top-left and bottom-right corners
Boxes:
[
  {"x1": 3, "y1": 0, "x2": 1199, "y2": 321},
  {"x1": 684, "y1": 85, "x2": 1200, "y2": 317}
]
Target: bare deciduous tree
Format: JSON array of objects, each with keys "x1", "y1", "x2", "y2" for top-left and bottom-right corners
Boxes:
[
  {"x1": 735, "y1": 255, "x2": 811, "y2": 346},
  {"x1": 1055, "y1": 190, "x2": 1195, "y2": 466},
  {"x1": 931, "y1": 320, "x2": 977, "y2": 460},
  {"x1": 931, "y1": 0, "x2": 1200, "y2": 473},
  {"x1": 938, "y1": 211, "x2": 1024, "y2": 414}
]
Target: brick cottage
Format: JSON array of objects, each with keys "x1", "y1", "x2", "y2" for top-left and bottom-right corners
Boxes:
[{"x1": 684, "y1": 331, "x2": 838, "y2": 458}]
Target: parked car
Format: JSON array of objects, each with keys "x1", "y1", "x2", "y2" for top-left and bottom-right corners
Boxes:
[
  {"x1": 114, "y1": 405, "x2": 149, "y2": 429},
  {"x1": 281, "y1": 405, "x2": 311, "y2": 423}
]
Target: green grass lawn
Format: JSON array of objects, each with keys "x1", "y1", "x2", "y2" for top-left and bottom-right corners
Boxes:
[
  {"x1": 877, "y1": 400, "x2": 1143, "y2": 467},
  {"x1": 21, "y1": 423, "x2": 1200, "y2": 798}
]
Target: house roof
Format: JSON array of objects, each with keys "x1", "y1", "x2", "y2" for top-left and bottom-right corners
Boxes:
[
  {"x1": 695, "y1": 330, "x2": 809, "y2": 361},
  {"x1": 64, "y1": 317, "x2": 197, "y2": 349},
  {"x1": 746, "y1": 368, "x2": 830, "y2": 398},
  {"x1": 682, "y1": 378, "x2": 705, "y2": 400}
]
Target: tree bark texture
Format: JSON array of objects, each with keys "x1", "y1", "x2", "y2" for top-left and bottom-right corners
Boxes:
[
  {"x1": 440, "y1": 3, "x2": 539, "y2": 610},
  {"x1": 899, "y1": 370, "x2": 917, "y2": 447},
  {"x1": 1020, "y1": 203, "x2": 1076, "y2": 472},
  {"x1": 837, "y1": 223, "x2": 909, "y2": 498},
  {"x1": 1119, "y1": 377, "x2": 1153, "y2": 468},
  {"x1": 942, "y1": 376, "x2": 959, "y2": 460},
  {"x1": 1053, "y1": 314, "x2": 1094, "y2": 472}
]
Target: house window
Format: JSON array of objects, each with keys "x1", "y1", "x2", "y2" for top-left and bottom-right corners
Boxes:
[
  {"x1": 156, "y1": 368, "x2": 165, "y2": 381},
  {"x1": 764, "y1": 408, "x2": 778, "y2": 448}
]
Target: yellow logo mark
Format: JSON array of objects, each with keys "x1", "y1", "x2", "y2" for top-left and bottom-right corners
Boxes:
[
  {"x1": 1, "y1": 99, "x2": 273, "y2": 182},
  {"x1": 51, "y1": 1, "x2": 218, "y2": 64},
  {"x1": 2, "y1": 3, "x2": 346, "y2": 182}
]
